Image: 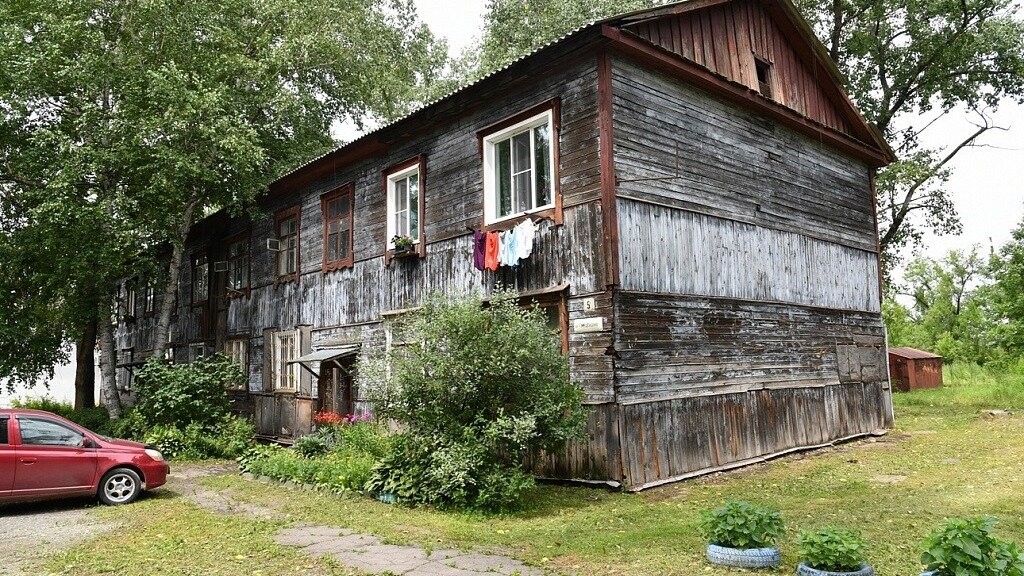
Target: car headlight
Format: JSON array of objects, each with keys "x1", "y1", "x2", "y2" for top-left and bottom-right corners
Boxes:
[{"x1": 145, "y1": 448, "x2": 164, "y2": 461}]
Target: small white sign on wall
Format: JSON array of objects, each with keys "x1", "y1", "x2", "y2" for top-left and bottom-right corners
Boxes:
[{"x1": 572, "y1": 317, "x2": 604, "y2": 333}]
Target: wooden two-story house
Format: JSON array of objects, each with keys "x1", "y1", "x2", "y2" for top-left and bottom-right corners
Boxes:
[{"x1": 116, "y1": 0, "x2": 894, "y2": 489}]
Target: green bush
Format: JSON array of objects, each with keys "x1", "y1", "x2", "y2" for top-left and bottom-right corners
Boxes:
[
  {"x1": 698, "y1": 500, "x2": 786, "y2": 549},
  {"x1": 238, "y1": 444, "x2": 377, "y2": 494},
  {"x1": 922, "y1": 517, "x2": 1024, "y2": 576},
  {"x1": 12, "y1": 397, "x2": 112, "y2": 435},
  {"x1": 362, "y1": 291, "x2": 588, "y2": 511},
  {"x1": 293, "y1": 434, "x2": 329, "y2": 457},
  {"x1": 143, "y1": 415, "x2": 255, "y2": 461},
  {"x1": 133, "y1": 354, "x2": 240, "y2": 429},
  {"x1": 797, "y1": 527, "x2": 868, "y2": 572}
]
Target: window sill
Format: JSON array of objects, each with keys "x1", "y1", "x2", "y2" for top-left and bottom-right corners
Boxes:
[
  {"x1": 274, "y1": 275, "x2": 299, "y2": 286},
  {"x1": 273, "y1": 388, "x2": 298, "y2": 395},
  {"x1": 483, "y1": 205, "x2": 561, "y2": 232},
  {"x1": 322, "y1": 261, "x2": 354, "y2": 273}
]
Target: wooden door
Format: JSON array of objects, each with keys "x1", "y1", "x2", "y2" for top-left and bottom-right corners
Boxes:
[{"x1": 317, "y1": 362, "x2": 354, "y2": 416}]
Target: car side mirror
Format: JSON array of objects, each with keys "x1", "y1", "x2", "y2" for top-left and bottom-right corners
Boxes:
[{"x1": 81, "y1": 437, "x2": 95, "y2": 449}]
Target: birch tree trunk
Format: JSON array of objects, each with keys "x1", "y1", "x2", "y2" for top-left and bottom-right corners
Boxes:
[
  {"x1": 98, "y1": 299, "x2": 123, "y2": 419},
  {"x1": 152, "y1": 198, "x2": 200, "y2": 360}
]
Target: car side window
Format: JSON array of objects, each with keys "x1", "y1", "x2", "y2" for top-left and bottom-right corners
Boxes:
[
  {"x1": 17, "y1": 417, "x2": 85, "y2": 447},
  {"x1": 0, "y1": 417, "x2": 8, "y2": 444}
]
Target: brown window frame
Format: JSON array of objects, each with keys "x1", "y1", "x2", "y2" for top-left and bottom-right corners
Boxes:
[
  {"x1": 383, "y1": 156, "x2": 427, "y2": 265},
  {"x1": 191, "y1": 252, "x2": 209, "y2": 306},
  {"x1": 477, "y1": 98, "x2": 563, "y2": 231},
  {"x1": 274, "y1": 206, "x2": 301, "y2": 283},
  {"x1": 321, "y1": 184, "x2": 355, "y2": 272},
  {"x1": 225, "y1": 231, "x2": 252, "y2": 298}
]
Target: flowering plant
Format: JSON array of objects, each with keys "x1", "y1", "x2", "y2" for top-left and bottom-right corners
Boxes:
[{"x1": 313, "y1": 411, "x2": 372, "y2": 426}]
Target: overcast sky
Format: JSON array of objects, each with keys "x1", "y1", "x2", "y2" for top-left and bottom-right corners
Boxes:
[{"x1": 410, "y1": 0, "x2": 1024, "y2": 269}]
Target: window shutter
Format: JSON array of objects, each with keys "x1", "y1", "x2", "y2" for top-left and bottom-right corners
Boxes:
[
  {"x1": 262, "y1": 328, "x2": 275, "y2": 392},
  {"x1": 299, "y1": 326, "x2": 313, "y2": 397}
]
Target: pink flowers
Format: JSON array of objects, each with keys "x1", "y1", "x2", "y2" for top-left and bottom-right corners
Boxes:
[{"x1": 313, "y1": 411, "x2": 371, "y2": 425}]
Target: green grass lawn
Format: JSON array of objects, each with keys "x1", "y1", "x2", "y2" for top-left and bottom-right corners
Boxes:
[{"x1": 43, "y1": 364, "x2": 1024, "y2": 576}]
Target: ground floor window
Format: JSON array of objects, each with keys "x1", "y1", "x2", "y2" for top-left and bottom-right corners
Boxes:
[
  {"x1": 274, "y1": 332, "x2": 299, "y2": 391},
  {"x1": 225, "y1": 338, "x2": 248, "y2": 387}
]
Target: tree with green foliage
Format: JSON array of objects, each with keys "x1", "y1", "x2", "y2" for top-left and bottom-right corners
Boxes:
[
  {"x1": 363, "y1": 292, "x2": 587, "y2": 510},
  {"x1": 990, "y1": 216, "x2": 1024, "y2": 355},
  {"x1": 0, "y1": 0, "x2": 445, "y2": 413},
  {"x1": 426, "y1": 0, "x2": 655, "y2": 98},
  {"x1": 796, "y1": 0, "x2": 1024, "y2": 272},
  {"x1": 885, "y1": 248, "x2": 1002, "y2": 363}
]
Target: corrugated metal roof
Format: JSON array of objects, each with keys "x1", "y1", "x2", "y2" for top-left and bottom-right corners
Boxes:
[{"x1": 888, "y1": 347, "x2": 942, "y2": 359}]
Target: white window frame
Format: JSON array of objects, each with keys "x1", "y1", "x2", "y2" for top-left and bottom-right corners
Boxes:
[
  {"x1": 274, "y1": 331, "x2": 299, "y2": 391},
  {"x1": 386, "y1": 165, "x2": 421, "y2": 249},
  {"x1": 482, "y1": 109, "x2": 556, "y2": 225},
  {"x1": 225, "y1": 338, "x2": 248, "y2": 381}
]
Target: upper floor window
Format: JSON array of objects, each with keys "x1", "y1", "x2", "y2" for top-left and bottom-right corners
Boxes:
[
  {"x1": 123, "y1": 281, "x2": 137, "y2": 318},
  {"x1": 321, "y1": 186, "x2": 354, "y2": 271},
  {"x1": 227, "y1": 235, "x2": 250, "y2": 291},
  {"x1": 386, "y1": 163, "x2": 421, "y2": 250},
  {"x1": 191, "y1": 254, "x2": 208, "y2": 304},
  {"x1": 483, "y1": 109, "x2": 555, "y2": 224},
  {"x1": 143, "y1": 283, "x2": 156, "y2": 315},
  {"x1": 275, "y1": 207, "x2": 300, "y2": 281}
]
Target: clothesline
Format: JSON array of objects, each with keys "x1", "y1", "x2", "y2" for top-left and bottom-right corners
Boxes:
[{"x1": 472, "y1": 218, "x2": 538, "y2": 271}]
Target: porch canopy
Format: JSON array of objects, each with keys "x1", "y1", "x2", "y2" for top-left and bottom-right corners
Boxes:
[{"x1": 288, "y1": 343, "x2": 360, "y2": 377}]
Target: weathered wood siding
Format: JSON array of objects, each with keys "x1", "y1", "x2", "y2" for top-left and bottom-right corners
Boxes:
[
  {"x1": 623, "y1": 0, "x2": 855, "y2": 136},
  {"x1": 607, "y1": 52, "x2": 889, "y2": 488},
  {"x1": 618, "y1": 200, "x2": 880, "y2": 312},
  {"x1": 611, "y1": 58, "x2": 877, "y2": 253},
  {"x1": 618, "y1": 380, "x2": 889, "y2": 489}
]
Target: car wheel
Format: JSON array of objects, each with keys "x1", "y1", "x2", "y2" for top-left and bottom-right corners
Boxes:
[{"x1": 98, "y1": 468, "x2": 142, "y2": 505}]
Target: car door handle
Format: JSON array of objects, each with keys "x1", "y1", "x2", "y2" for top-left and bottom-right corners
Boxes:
[{"x1": 19, "y1": 458, "x2": 37, "y2": 464}]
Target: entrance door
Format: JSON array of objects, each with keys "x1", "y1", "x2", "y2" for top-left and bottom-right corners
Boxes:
[{"x1": 317, "y1": 361, "x2": 354, "y2": 416}]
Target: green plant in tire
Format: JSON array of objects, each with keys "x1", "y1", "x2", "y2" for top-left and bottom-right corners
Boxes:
[
  {"x1": 699, "y1": 500, "x2": 786, "y2": 549},
  {"x1": 920, "y1": 517, "x2": 1024, "y2": 576},
  {"x1": 797, "y1": 527, "x2": 873, "y2": 575}
]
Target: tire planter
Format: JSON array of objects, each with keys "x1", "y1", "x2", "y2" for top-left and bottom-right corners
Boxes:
[
  {"x1": 706, "y1": 544, "x2": 781, "y2": 568},
  {"x1": 796, "y1": 563, "x2": 875, "y2": 576}
]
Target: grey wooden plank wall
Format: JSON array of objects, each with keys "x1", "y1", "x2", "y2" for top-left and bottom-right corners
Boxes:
[
  {"x1": 614, "y1": 292, "x2": 887, "y2": 404},
  {"x1": 618, "y1": 381, "x2": 888, "y2": 489},
  {"x1": 610, "y1": 57, "x2": 877, "y2": 253},
  {"x1": 617, "y1": 198, "x2": 881, "y2": 312}
]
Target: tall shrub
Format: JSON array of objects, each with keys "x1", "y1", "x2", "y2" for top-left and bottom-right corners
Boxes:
[
  {"x1": 133, "y1": 353, "x2": 241, "y2": 428},
  {"x1": 364, "y1": 291, "x2": 587, "y2": 510}
]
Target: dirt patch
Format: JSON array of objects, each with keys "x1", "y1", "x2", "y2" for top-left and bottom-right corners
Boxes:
[{"x1": 0, "y1": 498, "x2": 118, "y2": 575}]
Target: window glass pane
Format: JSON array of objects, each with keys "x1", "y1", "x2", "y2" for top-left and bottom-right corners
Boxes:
[
  {"x1": 514, "y1": 171, "x2": 531, "y2": 213},
  {"x1": 496, "y1": 139, "x2": 512, "y2": 217},
  {"x1": 328, "y1": 233, "x2": 338, "y2": 262},
  {"x1": 192, "y1": 255, "x2": 208, "y2": 302},
  {"x1": 338, "y1": 196, "x2": 350, "y2": 218},
  {"x1": 18, "y1": 418, "x2": 85, "y2": 447},
  {"x1": 281, "y1": 217, "x2": 296, "y2": 237},
  {"x1": 395, "y1": 179, "x2": 408, "y2": 211},
  {"x1": 512, "y1": 132, "x2": 532, "y2": 213},
  {"x1": 328, "y1": 199, "x2": 341, "y2": 220},
  {"x1": 339, "y1": 224, "x2": 350, "y2": 260},
  {"x1": 0, "y1": 418, "x2": 8, "y2": 444},
  {"x1": 534, "y1": 122, "x2": 552, "y2": 207}
]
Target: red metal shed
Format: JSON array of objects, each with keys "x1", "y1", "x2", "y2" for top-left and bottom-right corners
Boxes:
[{"x1": 888, "y1": 347, "x2": 943, "y2": 391}]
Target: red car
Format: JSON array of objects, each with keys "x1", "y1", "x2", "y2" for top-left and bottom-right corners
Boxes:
[{"x1": 0, "y1": 408, "x2": 169, "y2": 505}]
